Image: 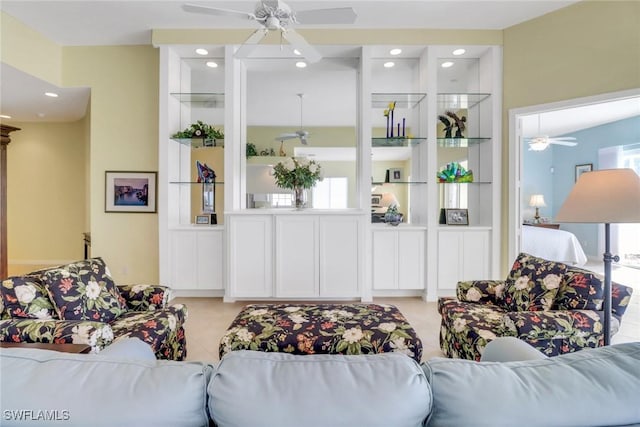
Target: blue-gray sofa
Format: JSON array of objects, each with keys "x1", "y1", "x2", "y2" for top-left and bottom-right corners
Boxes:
[{"x1": 1, "y1": 339, "x2": 639, "y2": 426}]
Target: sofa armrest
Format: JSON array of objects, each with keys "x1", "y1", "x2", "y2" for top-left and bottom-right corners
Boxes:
[
  {"x1": 117, "y1": 284, "x2": 172, "y2": 311},
  {"x1": 507, "y1": 310, "x2": 603, "y2": 343},
  {"x1": 0, "y1": 319, "x2": 114, "y2": 353},
  {"x1": 456, "y1": 280, "x2": 507, "y2": 307}
]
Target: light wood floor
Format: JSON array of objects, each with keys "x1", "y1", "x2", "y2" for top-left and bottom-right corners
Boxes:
[{"x1": 176, "y1": 263, "x2": 639, "y2": 363}]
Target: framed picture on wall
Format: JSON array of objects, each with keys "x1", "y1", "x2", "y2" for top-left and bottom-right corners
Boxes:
[
  {"x1": 105, "y1": 171, "x2": 157, "y2": 213},
  {"x1": 575, "y1": 163, "x2": 593, "y2": 182},
  {"x1": 387, "y1": 168, "x2": 403, "y2": 183},
  {"x1": 371, "y1": 194, "x2": 382, "y2": 207},
  {"x1": 195, "y1": 215, "x2": 210, "y2": 225}
]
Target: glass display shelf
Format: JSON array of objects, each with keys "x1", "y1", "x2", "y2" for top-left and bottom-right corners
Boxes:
[
  {"x1": 437, "y1": 137, "x2": 491, "y2": 147},
  {"x1": 372, "y1": 93, "x2": 426, "y2": 109},
  {"x1": 170, "y1": 92, "x2": 225, "y2": 107},
  {"x1": 372, "y1": 137, "x2": 426, "y2": 147},
  {"x1": 170, "y1": 137, "x2": 224, "y2": 148},
  {"x1": 437, "y1": 93, "x2": 490, "y2": 110},
  {"x1": 372, "y1": 180, "x2": 428, "y2": 185},
  {"x1": 437, "y1": 181, "x2": 492, "y2": 184}
]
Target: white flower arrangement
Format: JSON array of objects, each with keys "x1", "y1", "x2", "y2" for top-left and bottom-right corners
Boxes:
[{"x1": 272, "y1": 157, "x2": 323, "y2": 190}]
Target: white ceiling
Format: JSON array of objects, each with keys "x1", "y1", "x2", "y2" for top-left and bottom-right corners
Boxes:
[{"x1": 5, "y1": 0, "x2": 637, "y2": 135}]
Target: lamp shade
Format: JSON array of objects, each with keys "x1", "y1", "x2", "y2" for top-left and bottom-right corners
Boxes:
[
  {"x1": 555, "y1": 168, "x2": 640, "y2": 224},
  {"x1": 529, "y1": 194, "x2": 546, "y2": 208},
  {"x1": 380, "y1": 193, "x2": 399, "y2": 208}
]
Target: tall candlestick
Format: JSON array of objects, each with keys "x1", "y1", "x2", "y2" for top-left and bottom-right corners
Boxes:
[
  {"x1": 402, "y1": 118, "x2": 406, "y2": 137},
  {"x1": 398, "y1": 123, "x2": 400, "y2": 137},
  {"x1": 390, "y1": 110, "x2": 394, "y2": 137}
]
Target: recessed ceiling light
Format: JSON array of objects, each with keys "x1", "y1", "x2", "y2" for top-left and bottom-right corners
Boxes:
[
  {"x1": 383, "y1": 61, "x2": 395, "y2": 68},
  {"x1": 452, "y1": 48, "x2": 466, "y2": 56},
  {"x1": 44, "y1": 92, "x2": 58, "y2": 97},
  {"x1": 0, "y1": 114, "x2": 11, "y2": 119},
  {"x1": 195, "y1": 48, "x2": 208, "y2": 56},
  {"x1": 293, "y1": 49, "x2": 302, "y2": 56},
  {"x1": 389, "y1": 48, "x2": 402, "y2": 56},
  {"x1": 206, "y1": 61, "x2": 218, "y2": 68},
  {"x1": 441, "y1": 61, "x2": 454, "y2": 68},
  {"x1": 296, "y1": 61, "x2": 307, "y2": 68}
]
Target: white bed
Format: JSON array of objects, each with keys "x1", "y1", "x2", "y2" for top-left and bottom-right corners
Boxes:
[{"x1": 521, "y1": 225, "x2": 588, "y2": 266}]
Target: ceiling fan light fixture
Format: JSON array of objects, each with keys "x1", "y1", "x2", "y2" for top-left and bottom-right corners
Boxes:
[
  {"x1": 389, "y1": 48, "x2": 402, "y2": 55},
  {"x1": 195, "y1": 48, "x2": 208, "y2": 56},
  {"x1": 529, "y1": 138, "x2": 550, "y2": 151},
  {"x1": 452, "y1": 48, "x2": 466, "y2": 56}
]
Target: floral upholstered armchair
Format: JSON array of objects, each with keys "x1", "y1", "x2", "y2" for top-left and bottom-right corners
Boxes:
[
  {"x1": 439, "y1": 253, "x2": 633, "y2": 360},
  {"x1": 0, "y1": 258, "x2": 187, "y2": 360}
]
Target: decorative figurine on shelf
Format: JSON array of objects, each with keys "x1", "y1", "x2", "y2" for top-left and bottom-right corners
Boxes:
[
  {"x1": 437, "y1": 162, "x2": 474, "y2": 183},
  {"x1": 196, "y1": 160, "x2": 216, "y2": 183},
  {"x1": 384, "y1": 205, "x2": 402, "y2": 226},
  {"x1": 446, "y1": 110, "x2": 467, "y2": 138},
  {"x1": 384, "y1": 101, "x2": 397, "y2": 138},
  {"x1": 438, "y1": 115, "x2": 454, "y2": 138}
]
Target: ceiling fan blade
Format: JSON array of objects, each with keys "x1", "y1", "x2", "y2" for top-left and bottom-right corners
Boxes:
[
  {"x1": 282, "y1": 29, "x2": 322, "y2": 63},
  {"x1": 276, "y1": 133, "x2": 299, "y2": 141},
  {"x1": 295, "y1": 7, "x2": 357, "y2": 24},
  {"x1": 182, "y1": 3, "x2": 254, "y2": 20},
  {"x1": 550, "y1": 140, "x2": 578, "y2": 147},
  {"x1": 234, "y1": 29, "x2": 269, "y2": 58},
  {"x1": 550, "y1": 137, "x2": 577, "y2": 141}
]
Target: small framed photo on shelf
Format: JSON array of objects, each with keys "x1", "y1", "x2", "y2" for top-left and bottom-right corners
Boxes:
[
  {"x1": 371, "y1": 194, "x2": 382, "y2": 207},
  {"x1": 387, "y1": 168, "x2": 403, "y2": 183},
  {"x1": 105, "y1": 171, "x2": 157, "y2": 213},
  {"x1": 445, "y1": 208, "x2": 469, "y2": 226},
  {"x1": 575, "y1": 163, "x2": 593, "y2": 182},
  {"x1": 195, "y1": 215, "x2": 210, "y2": 225}
]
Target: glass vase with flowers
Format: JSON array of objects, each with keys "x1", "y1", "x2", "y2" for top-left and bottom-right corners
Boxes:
[{"x1": 273, "y1": 157, "x2": 323, "y2": 209}]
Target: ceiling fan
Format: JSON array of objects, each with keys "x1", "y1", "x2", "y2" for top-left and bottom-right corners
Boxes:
[
  {"x1": 182, "y1": 1, "x2": 357, "y2": 63},
  {"x1": 525, "y1": 115, "x2": 578, "y2": 151},
  {"x1": 526, "y1": 135, "x2": 578, "y2": 151},
  {"x1": 276, "y1": 93, "x2": 309, "y2": 144}
]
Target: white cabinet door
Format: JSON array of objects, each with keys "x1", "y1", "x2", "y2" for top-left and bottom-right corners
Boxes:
[
  {"x1": 275, "y1": 216, "x2": 318, "y2": 298},
  {"x1": 438, "y1": 229, "x2": 490, "y2": 290},
  {"x1": 319, "y1": 216, "x2": 359, "y2": 297},
  {"x1": 170, "y1": 230, "x2": 224, "y2": 290},
  {"x1": 373, "y1": 229, "x2": 425, "y2": 291},
  {"x1": 372, "y1": 231, "x2": 397, "y2": 290},
  {"x1": 398, "y1": 231, "x2": 425, "y2": 290},
  {"x1": 197, "y1": 230, "x2": 224, "y2": 290},
  {"x1": 228, "y1": 215, "x2": 273, "y2": 298}
]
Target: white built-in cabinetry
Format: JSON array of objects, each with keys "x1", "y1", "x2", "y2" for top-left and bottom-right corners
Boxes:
[{"x1": 157, "y1": 43, "x2": 501, "y2": 301}]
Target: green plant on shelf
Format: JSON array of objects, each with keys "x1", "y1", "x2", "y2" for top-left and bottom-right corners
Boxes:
[{"x1": 172, "y1": 121, "x2": 224, "y2": 140}]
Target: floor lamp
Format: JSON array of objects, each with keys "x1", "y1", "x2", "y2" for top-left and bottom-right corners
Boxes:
[{"x1": 555, "y1": 168, "x2": 640, "y2": 345}]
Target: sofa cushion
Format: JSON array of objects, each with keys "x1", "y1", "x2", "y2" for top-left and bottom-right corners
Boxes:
[
  {"x1": 0, "y1": 347, "x2": 212, "y2": 427},
  {"x1": 209, "y1": 350, "x2": 432, "y2": 427},
  {"x1": 1, "y1": 275, "x2": 56, "y2": 319},
  {"x1": 555, "y1": 266, "x2": 605, "y2": 311},
  {"x1": 504, "y1": 253, "x2": 565, "y2": 311},
  {"x1": 43, "y1": 264, "x2": 127, "y2": 323},
  {"x1": 423, "y1": 342, "x2": 640, "y2": 427}
]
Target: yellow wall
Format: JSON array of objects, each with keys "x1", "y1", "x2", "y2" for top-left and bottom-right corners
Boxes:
[
  {"x1": 62, "y1": 45, "x2": 160, "y2": 284},
  {"x1": 501, "y1": 0, "x2": 640, "y2": 271},
  {"x1": 7, "y1": 119, "x2": 87, "y2": 268},
  {"x1": 0, "y1": 11, "x2": 62, "y2": 85}
]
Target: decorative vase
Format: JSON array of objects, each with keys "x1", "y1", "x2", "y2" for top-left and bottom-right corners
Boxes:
[
  {"x1": 384, "y1": 211, "x2": 402, "y2": 226},
  {"x1": 293, "y1": 186, "x2": 307, "y2": 209}
]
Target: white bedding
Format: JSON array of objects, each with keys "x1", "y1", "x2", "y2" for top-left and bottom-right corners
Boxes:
[{"x1": 521, "y1": 225, "x2": 588, "y2": 266}]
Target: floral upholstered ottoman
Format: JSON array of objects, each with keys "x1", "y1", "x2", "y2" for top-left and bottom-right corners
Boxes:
[{"x1": 219, "y1": 303, "x2": 423, "y2": 362}]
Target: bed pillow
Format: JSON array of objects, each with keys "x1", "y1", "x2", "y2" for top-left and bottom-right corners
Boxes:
[
  {"x1": 1, "y1": 275, "x2": 56, "y2": 319},
  {"x1": 43, "y1": 261, "x2": 127, "y2": 323},
  {"x1": 504, "y1": 253, "x2": 566, "y2": 311}
]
